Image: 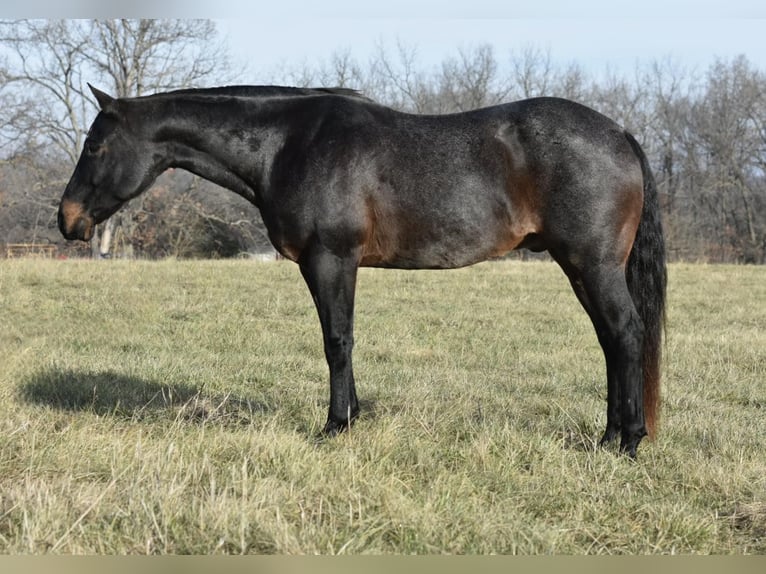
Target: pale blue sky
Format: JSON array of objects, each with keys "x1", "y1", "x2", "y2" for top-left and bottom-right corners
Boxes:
[
  {"x1": 209, "y1": 0, "x2": 766, "y2": 83},
  {"x1": 7, "y1": 0, "x2": 766, "y2": 82},
  {"x1": 218, "y1": 12, "x2": 765, "y2": 83}
]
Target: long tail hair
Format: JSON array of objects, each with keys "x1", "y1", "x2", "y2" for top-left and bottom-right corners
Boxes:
[{"x1": 624, "y1": 131, "x2": 667, "y2": 439}]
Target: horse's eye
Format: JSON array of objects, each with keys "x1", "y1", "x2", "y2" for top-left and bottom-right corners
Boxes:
[{"x1": 85, "y1": 141, "x2": 100, "y2": 155}]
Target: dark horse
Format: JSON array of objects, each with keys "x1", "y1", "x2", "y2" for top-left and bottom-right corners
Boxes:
[{"x1": 59, "y1": 84, "x2": 666, "y2": 457}]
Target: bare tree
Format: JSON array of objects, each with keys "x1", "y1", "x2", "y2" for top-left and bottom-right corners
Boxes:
[
  {"x1": 686, "y1": 56, "x2": 766, "y2": 262},
  {"x1": 641, "y1": 59, "x2": 693, "y2": 211},
  {"x1": 316, "y1": 49, "x2": 367, "y2": 89},
  {"x1": 87, "y1": 20, "x2": 232, "y2": 97},
  {"x1": 279, "y1": 49, "x2": 370, "y2": 94},
  {"x1": 0, "y1": 19, "x2": 234, "y2": 257},
  {"x1": 507, "y1": 45, "x2": 554, "y2": 99},
  {"x1": 0, "y1": 20, "x2": 92, "y2": 164},
  {"x1": 367, "y1": 40, "x2": 444, "y2": 113},
  {"x1": 439, "y1": 45, "x2": 511, "y2": 111}
]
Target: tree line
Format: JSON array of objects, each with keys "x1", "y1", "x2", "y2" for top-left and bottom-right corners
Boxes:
[{"x1": 1, "y1": 19, "x2": 764, "y2": 262}]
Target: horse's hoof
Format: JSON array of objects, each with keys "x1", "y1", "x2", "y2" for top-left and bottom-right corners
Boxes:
[
  {"x1": 619, "y1": 428, "x2": 647, "y2": 459},
  {"x1": 599, "y1": 426, "x2": 620, "y2": 447},
  {"x1": 619, "y1": 444, "x2": 638, "y2": 460},
  {"x1": 322, "y1": 418, "x2": 349, "y2": 437}
]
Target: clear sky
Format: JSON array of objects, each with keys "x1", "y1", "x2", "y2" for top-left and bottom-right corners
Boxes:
[
  {"x1": 210, "y1": 0, "x2": 766, "y2": 82},
  {"x1": 6, "y1": 0, "x2": 766, "y2": 82}
]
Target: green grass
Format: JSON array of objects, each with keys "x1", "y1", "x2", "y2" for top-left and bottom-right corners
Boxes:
[{"x1": 0, "y1": 258, "x2": 764, "y2": 554}]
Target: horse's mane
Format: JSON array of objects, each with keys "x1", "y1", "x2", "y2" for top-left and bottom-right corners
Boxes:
[{"x1": 155, "y1": 85, "x2": 370, "y2": 101}]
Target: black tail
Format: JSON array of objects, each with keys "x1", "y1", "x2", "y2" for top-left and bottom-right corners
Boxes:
[{"x1": 624, "y1": 131, "x2": 667, "y2": 439}]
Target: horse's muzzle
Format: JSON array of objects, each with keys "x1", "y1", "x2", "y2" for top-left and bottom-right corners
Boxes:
[{"x1": 58, "y1": 199, "x2": 95, "y2": 242}]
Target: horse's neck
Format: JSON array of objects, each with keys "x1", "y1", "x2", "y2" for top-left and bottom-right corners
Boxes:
[{"x1": 153, "y1": 97, "x2": 293, "y2": 206}]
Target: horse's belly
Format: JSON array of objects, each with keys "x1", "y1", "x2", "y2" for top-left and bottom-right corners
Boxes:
[{"x1": 361, "y1": 216, "x2": 523, "y2": 269}]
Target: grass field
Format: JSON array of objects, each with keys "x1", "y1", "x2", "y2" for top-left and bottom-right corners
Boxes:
[{"x1": 0, "y1": 258, "x2": 764, "y2": 554}]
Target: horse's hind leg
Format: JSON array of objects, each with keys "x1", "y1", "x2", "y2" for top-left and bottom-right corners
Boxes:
[
  {"x1": 299, "y1": 242, "x2": 360, "y2": 435},
  {"x1": 555, "y1": 256, "x2": 646, "y2": 457},
  {"x1": 560, "y1": 270, "x2": 622, "y2": 445}
]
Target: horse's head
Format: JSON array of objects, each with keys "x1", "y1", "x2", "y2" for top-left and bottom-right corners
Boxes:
[{"x1": 58, "y1": 85, "x2": 165, "y2": 242}]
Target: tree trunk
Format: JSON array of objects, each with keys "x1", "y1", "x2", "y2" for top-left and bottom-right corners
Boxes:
[{"x1": 99, "y1": 218, "x2": 115, "y2": 258}]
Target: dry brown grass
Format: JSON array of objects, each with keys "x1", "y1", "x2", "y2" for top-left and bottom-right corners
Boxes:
[{"x1": 0, "y1": 259, "x2": 764, "y2": 553}]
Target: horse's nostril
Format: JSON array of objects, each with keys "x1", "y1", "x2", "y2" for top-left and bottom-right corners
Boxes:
[
  {"x1": 58, "y1": 199, "x2": 93, "y2": 241},
  {"x1": 78, "y1": 218, "x2": 94, "y2": 241}
]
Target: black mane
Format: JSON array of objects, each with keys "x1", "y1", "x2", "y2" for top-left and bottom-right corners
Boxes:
[{"x1": 155, "y1": 85, "x2": 370, "y2": 101}]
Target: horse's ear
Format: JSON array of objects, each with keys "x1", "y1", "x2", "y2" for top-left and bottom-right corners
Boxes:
[{"x1": 88, "y1": 84, "x2": 115, "y2": 110}]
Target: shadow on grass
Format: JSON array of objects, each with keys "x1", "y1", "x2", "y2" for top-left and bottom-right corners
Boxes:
[{"x1": 18, "y1": 368, "x2": 270, "y2": 426}]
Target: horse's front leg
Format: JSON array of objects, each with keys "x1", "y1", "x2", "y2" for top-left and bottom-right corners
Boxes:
[{"x1": 299, "y1": 242, "x2": 360, "y2": 435}]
